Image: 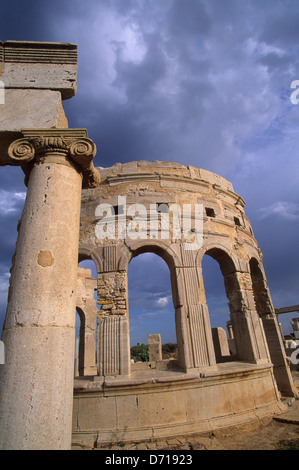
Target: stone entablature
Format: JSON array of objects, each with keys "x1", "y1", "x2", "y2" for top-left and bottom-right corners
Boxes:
[
  {"x1": 0, "y1": 40, "x2": 77, "y2": 99},
  {"x1": 80, "y1": 160, "x2": 254, "y2": 250},
  {"x1": 0, "y1": 40, "x2": 79, "y2": 168}
]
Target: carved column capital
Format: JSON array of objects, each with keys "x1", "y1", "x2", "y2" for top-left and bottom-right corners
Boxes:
[
  {"x1": 7, "y1": 129, "x2": 100, "y2": 188},
  {"x1": 8, "y1": 138, "x2": 36, "y2": 164}
]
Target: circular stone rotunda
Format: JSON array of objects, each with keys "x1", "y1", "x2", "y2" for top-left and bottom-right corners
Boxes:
[{"x1": 72, "y1": 160, "x2": 296, "y2": 448}]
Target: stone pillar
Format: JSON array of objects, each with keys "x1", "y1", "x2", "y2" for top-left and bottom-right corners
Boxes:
[
  {"x1": 0, "y1": 128, "x2": 99, "y2": 450},
  {"x1": 262, "y1": 317, "x2": 297, "y2": 395},
  {"x1": 97, "y1": 315, "x2": 130, "y2": 376},
  {"x1": 212, "y1": 327, "x2": 230, "y2": 362},
  {"x1": 225, "y1": 270, "x2": 270, "y2": 363},
  {"x1": 292, "y1": 318, "x2": 299, "y2": 339},
  {"x1": 174, "y1": 263, "x2": 216, "y2": 370},
  {"x1": 148, "y1": 334, "x2": 162, "y2": 362},
  {"x1": 96, "y1": 245, "x2": 131, "y2": 376}
]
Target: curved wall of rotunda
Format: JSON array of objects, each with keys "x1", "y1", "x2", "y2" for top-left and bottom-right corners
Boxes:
[
  {"x1": 72, "y1": 160, "x2": 297, "y2": 447},
  {"x1": 77, "y1": 160, "x2": 294, "y2": 393}
]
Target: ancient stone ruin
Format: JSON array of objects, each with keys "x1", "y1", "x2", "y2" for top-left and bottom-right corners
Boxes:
[{"x1": 0, "y1": 40, "x2": 297, "y2": 450}]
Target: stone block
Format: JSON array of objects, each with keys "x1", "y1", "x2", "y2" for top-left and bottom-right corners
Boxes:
[
  {"x1": 212, "y1": 327, "x2": 231, "y2": 362},
  {"x1": 148, "y1": 334, "x2": 162, "y2": 362},
  {"x1": 0, "y1": 89, "x2": 68, "y2": 132},
  {"x1": 0, "y1": 40, "x2": 77, "y2": 99}
]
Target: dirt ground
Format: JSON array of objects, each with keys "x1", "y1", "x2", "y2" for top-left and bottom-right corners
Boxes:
[
  {"x1": 204, "y1": 419, "x2": 299, "y2": 450},
  {"x1": 96, "y1": 416, "x2": 299, "y2": 451}
]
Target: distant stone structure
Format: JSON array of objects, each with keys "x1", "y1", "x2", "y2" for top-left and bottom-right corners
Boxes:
[
  {"x1": 0, "y1": 40, "x2": 297, "y2": 451},
  {"x1": 292, "y1": 318, "x2": 299, "y2": 339},
  {"x1": 148, "y1": 334, "x2": 162, "y2": 362},
  {"x1": 212, "y1": 327, "x2": 231, "y2": 362}
]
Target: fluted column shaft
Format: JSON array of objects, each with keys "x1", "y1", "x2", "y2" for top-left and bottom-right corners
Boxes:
[{"x1": 0, "y1": 129, "x2": 98, "y2": 450}]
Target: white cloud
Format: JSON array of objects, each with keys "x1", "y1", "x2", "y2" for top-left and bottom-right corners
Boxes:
[
  {"x1": 0, "y1": 191, "x2": 26, "y2": 215},
  {"x1": 0, "y1": 272, "x2": 9, "y2": 310},
  {"x1": 258, "y1": 201, "x2": 299, "y2": 220},
  {"x1": 156, "y1": 296, "x2": 169, "y2": 308},
  {"x1": 0, "y1": 272, "x2": 9, "y2": 292}
]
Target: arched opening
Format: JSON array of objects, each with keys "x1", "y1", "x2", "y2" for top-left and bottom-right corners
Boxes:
[
  {"x1": 75, "y1": 307, "x2": 85, "y2": 377},
  {"x1": 127, "y1": 252, "x2": 176, "y2": 364},
  {"x1": 201, "y1": 248, "x2": 239, "y2": 363},
  {"x1": 75, "y1": 259, "x2": 98, "y2": 377}
]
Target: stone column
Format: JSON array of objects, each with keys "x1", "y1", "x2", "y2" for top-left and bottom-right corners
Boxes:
[
  {"x1": 174, "y1": 263, "x2": 216, "y2": 370},
  {"x1": 97, "y1": 315, "x2": 130, "y2": 376},
  {"x1": 0, "y1": 128, "x2": 99, "y2": 450},
  {"x1": 225, "y1": 270, "x2": 270, "y2": 363},
  {"x1": 148, "y1": 334, "x2": 162, "y2": 362},
  {"x1": 96, "y1": 265, "x2": 131, "y2": 376}
]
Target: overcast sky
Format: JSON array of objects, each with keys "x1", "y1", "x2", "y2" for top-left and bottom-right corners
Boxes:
[{"x1": 1, "y1": 0, "x2": 299, "y2": 344}]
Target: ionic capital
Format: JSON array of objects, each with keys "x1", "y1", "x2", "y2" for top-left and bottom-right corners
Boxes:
[{"x1": 7, "y1": 129, "x2": 100, "y2": 188}]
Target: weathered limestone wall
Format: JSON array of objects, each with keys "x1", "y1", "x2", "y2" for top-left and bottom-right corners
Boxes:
[{"x1": 72, "y1": 362, "x2": 285, "y2": 448}]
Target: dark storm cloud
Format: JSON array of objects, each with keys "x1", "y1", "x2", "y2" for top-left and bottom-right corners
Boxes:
[{"x1": 1, "y1": 0, "x2": 299, "y2": 336}]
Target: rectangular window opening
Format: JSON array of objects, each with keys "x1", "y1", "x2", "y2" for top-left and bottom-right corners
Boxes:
[
  {"x1": 205, "y1": 207, "x2": 216, "y2": 218},
  {"x1": 113, "y1": 205, "x2": 124, "y2": 215},
  {"x1": 156, "y1": 203, "x2": 169, "y2": 213}
]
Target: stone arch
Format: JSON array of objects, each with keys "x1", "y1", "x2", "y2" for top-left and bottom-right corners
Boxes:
[
  {"x1": 197, "y1": 245, "x2": 242, "y2": 315},
  {"x1": 126, "y1": 241, "x2": 184, "y2": 368},
  {"x1": 75, "y1": 306, "x2": 86, "y2": 377},
  {"x1": 78, "y1": 243, "x2": 103, "y2": 273},
  {"x1": 196, "y1": 241, "x2": 239, "y2": 273},
  {"x1": 200, "y1": 251, "x2": 236, "y2": 362},
  {"x1": 197, "y1": 246, "x2": 270, "y2": 363},
  {"x1": 199, "y1": 246, "x2": 244, "y2": 363},
  {"x1": 128, "y1": 239, "x2": 180, "y2": 272},
  {"x1": 127, "y1": 251, "x2": 175, "y2": 355},
  {"x1": 76, "y1": 257, "x2": 98, "y2": 376}
]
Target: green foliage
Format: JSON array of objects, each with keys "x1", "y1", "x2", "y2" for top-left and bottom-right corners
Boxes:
[
  {"x1": 130, "y1": 342, "x2": 177, "y2": 362},
  {"x1": 131, "y1": 343, "x2": 149, "y2": 362},
  {"x1": 162, "y1": 343, "x2": 177, "y2": 354}
]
